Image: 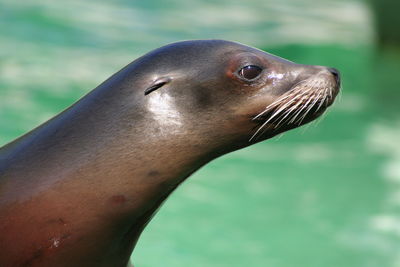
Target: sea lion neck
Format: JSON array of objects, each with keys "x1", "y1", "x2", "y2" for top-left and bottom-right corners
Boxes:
[{"x1": 0, "y1": 72, "x2": 221, "y2": 265}]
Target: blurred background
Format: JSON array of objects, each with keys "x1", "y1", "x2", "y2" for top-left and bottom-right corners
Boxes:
[{"x1": 1, "y1": 0, "x2": 399, "y2": 266}]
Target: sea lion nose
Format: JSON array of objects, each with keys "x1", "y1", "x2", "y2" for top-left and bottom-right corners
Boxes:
[{"x1": 327, "y1": 67, "x2": 341, "y2": 86}]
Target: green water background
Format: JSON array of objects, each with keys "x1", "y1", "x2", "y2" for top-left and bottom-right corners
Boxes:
[{"x1": 1, "y1": 0, "x2": 400, "y2": 266}]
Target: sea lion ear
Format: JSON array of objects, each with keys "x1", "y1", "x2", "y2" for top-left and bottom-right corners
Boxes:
[{"x1": 144, "y1": 77, "x2": 172, "y2": 95}]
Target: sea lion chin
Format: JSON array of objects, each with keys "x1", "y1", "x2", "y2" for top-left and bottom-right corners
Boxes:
[{"x1": 0, "y1": 40, "x2": 340, "y2": 267}]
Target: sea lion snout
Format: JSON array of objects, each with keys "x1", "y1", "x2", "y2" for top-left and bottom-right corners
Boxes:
[
  {"x1": 247, "y1": 62, "x2": 341, "y2": 141},
  {"x1": 308, "y1": 65, "x2": 341, "y2": 88}
]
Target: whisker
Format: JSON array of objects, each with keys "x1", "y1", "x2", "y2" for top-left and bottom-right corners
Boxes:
[
  {"x1": 314, "y1": 89, "x2": 327, "y2": 112},
  {"x1": 249, "y1": 77, "x2": 338, "y2": 142},
  {"x1": 253, "y1": 93, "x2": 294, "y2": 120},
  {"x1": 258, "y1": 89, "x2": 310, "y2": 131},
  {"x1": 257, "y1": 92, "x2": 302, "y2": 124},
  {"x1": 297, "y1": 98, "x2": 319, "y2": 125},
  {"x1": 252, "y1": 80, "x2": 311, "y2": 120},
  {"x1": 278, "y1": 97, "x2": 307, "y2": 127},
  {"x1": 290, "y1": 92, "x2": 315, "y2": 123},
  {"x1": 288, "y1": 93, "x2": 317, "y2": 125},
  {"x1": 250, "y1": 86, "x2": 313, "y2": 141},
  {"x1": 297, "y1": 99, "x2": 317, "y2": 125},
  {"x1": 249, "y1": 120, "x2": 270, "y2": 141},
  {"x1": 275, "y1": 88, "x2": 316, "y2": 129},
  {"x1": 273, "y1": 105, "x2": 299, "y2": 128}
]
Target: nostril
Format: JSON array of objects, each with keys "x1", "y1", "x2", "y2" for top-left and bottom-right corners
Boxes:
[
  {"x1": 327, "y1": 67, "x2": 341, "y2": 85},
  {"x1": 328, "y1": 67, "x2": 340, "y2": 78}
]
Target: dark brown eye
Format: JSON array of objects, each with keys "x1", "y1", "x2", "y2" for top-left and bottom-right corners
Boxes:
[{"x1": 238, "y1": 65, "x2": 262, "y2": 80}]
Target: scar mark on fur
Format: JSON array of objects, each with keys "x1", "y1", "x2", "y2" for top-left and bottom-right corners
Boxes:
[
  {"x1": 46, "y1": 218, "x2": 67, "y2": 226},
  {"x1": 49, "y1": 233, "x2": 71, "y2": 249},
  {"x1": 22, "y1": 247, "x2": 44, "y2": 266},
  {"x1": 22, "y1": 233, "x2": 72, "y2": 266},
  {"x1": 148, "y1": 170, "x2": 160, "y2": 177}
]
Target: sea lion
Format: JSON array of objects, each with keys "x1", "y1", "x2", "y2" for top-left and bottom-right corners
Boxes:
[{"x1": 0, "y1": 40, "x2": 340, "y2": 266}]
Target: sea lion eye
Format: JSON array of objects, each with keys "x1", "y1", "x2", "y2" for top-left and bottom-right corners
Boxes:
[{"x1": 238, "y1": 65, "x2": 262, "y2": 80}]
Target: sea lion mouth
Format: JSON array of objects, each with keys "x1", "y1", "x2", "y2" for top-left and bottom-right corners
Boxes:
[{"x1": 249, "y1": 77, "x2": 339, "y2": 141}]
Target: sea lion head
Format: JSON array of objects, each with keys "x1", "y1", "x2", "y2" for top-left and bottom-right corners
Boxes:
[{"x1": 133, "y1": 40, "x2": 340, "y2": 151}]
